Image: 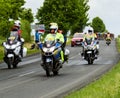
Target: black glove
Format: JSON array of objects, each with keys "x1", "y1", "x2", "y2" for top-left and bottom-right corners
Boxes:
[
  {"x1": 56, "y1": 39, "x2": 60, "y2": 42},
  {"x1": 30, "y1": 44, "x2": 35, "y2": 50}
]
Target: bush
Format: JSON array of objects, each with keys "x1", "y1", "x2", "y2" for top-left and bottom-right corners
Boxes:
[
  {"x1": 21, "y1": 19, "x2": 31, "y2": 42},
  {"x1": 118, "y1": 35, "x2": 120, "y2": 38},
  {"x1": 0, "y1": 19, "x2": 13, "y2": 37}
]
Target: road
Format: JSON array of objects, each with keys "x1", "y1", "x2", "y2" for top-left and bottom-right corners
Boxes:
[{"x1": 0, "y1": 40, "x2": 119, "y2": 98}]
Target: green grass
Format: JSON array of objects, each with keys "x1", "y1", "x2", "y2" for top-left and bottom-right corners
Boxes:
[
  {"x1": 116, "y1": 38, "x2": 120, "y2": 52},
  {"x1": 65, "y1": 38, "x2": 120, "y2": 98},
  {"x1": 24, "y1": 42, "x2": 40, "y2": 55},
  {"x1": 66, "y1": 37, "x2": 71, "y2": 45},
  {"x1": 0, "y1": 36, "x2": 6, "y2": 62}
]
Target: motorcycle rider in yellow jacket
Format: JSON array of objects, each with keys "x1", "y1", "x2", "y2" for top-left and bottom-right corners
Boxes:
[
  {"x1": 81, "y1": 27, "x2": 95, "y2": 58},
  {"x1": 45, "y1": 23, "x2": 64, "y2": 63}
]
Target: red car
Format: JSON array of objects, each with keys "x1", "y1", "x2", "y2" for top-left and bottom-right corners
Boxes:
[{"x1": 71, "y1": 33, "x2": 84, "y2": 47}]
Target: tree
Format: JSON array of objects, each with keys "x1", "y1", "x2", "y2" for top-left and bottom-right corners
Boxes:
[
  {"x1": 0, "y1": 0, "x2": 33, "y2": 42},
  {"x1": 91, "y1": 17, "x2": 106, "y2": 33},
  {"x1": 0, "y1": 0, "x2": 25, "y2": 20},
  {"x1": 0, "y1": 0, "x2": 26, "y2": 37},
  {"x1": 66, "y1": 0, "x2": 90, "y2": 34},
  {"x1": 20, "y1": 8, "x2": 34, "y2": 23},
  {"x1": 21, "y1": 19, "x2": 31, "y2": 42},
  {"x1": 36, "y1": 0, "x2": 90, "y2": 34}
]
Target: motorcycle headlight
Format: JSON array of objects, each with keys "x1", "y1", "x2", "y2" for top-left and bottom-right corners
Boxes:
[
  {"x1": 43, "y1": 46, "x2": 55, "y2": 52},
  {"x1": 5, "y1": 44, "x2": 11, "y2": 49},
  {"x1": 49, "y1": 46, "x2": 55, "y2": 52},
  {"x1": 43, "y1": 47, "x2": 48, "y2": 52}
]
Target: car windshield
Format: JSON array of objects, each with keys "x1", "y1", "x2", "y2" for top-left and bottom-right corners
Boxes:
[{"x1": 73, "y1": 33, "x2": 83, "y2": 38}]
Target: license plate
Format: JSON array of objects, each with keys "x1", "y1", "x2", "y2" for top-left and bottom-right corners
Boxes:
[
  {"x1": 76, "y1": 42, "x2": 81, "y2": 44},
  {"x1": 7, "y1": 54, "x2": 14, "y2": 57},
  {"x1": 46, "y1": 58, "x2": 52, "y2": 62},
  {"x1": 87, "y1": 51, "x2": 92, "y2": 54}
]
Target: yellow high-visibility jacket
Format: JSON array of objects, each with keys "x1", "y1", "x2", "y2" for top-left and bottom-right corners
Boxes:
[
  {"x1": 83, "y1": 33, "x2": 95, "y2": 42},
  {"x1": 45, "y1": 32, "x2": 64, "y2": 44}
]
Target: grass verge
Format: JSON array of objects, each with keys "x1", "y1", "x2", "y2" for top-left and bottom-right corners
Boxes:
[{"x1": 65, "y1": 38, "x2": 120, "y2": 98}]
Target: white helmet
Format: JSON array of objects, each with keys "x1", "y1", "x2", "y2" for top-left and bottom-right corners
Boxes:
[
  {"x1": 14, "y1": 20, "x2": 21, "y2": 27},
  {"x1": 50, "y1": 23, "x2": 58, "y2": 33},
  {"x1": 88, "y1": 26, "x2": 94, "y2": 34}
]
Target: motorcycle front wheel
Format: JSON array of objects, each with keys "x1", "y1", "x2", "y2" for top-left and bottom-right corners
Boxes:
[
  {"x1": 46, "y1": 69, "x2": 50, "y2": 76},
  {"x1": 88, "y1": 54, "x2": 93, "y2": 64},
  {"x1": 7, "y1": 58, "x2": 13, "y2": 69},
  {"x1": 88, "y1": 58, "x2": 93, "y2": 64}
]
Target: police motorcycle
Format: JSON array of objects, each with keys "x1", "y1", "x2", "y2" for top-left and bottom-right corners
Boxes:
[
  {"x1": 82, "y1": 38, "x2": 98, "y2": 64},
  {"x1": 3, "y1": 31, "x2": 27, "y2": 69},
  {"x1": 38, "y1": 36, "x2": 69, "y2": 76}
]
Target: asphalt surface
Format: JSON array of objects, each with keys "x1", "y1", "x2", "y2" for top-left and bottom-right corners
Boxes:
[{"x1": 0, "y1": 40, "x2": 119, "y2": 98}]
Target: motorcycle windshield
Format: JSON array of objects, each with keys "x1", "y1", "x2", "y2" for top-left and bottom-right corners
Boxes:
[
  {"x1": 85, "y1": 38, "x2": 92, "y2": 45},
  {"x1": 10, "y1": 31, "x2": 18, "y2": 38},
  {"x1": 44, "y1": 36, "x2": 55, "y2": 47},
  {"x1": 8, "y1": 31, "x2": 18, "y2": 44}
]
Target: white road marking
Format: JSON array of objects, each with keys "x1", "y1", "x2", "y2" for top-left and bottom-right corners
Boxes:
[
  {"x1": 19, "y1": 58, "x2": 41, "y2": 66},
  {"x1": 19, "y1": 71, "x2": 35, "y2": 77}
]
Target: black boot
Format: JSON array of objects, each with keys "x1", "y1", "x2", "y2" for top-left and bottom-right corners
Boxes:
[
  {"x1": 20, "y1": 46, "x2": 23, "y2": 57},
  {"x1": 96, "y1": 49, "x2": 99, "y2": 55}
]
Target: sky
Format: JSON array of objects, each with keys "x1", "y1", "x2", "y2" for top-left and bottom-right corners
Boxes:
[{"x1": 24, "y1": 0, "x2": 120, "y2": 37}]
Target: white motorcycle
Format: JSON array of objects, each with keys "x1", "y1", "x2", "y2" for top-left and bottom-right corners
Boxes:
[
  {"x1": 83, "y1": 38, "x2": 98, "y2": 64},
  {"x1": 38, "y1": 37, "x2": 70, "y2": 76},
  {"x1": 3, "y1": 32, "x2": 27, "y2": 69}
]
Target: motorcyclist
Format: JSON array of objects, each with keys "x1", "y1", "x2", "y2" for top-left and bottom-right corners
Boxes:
[
  {"x1": 45, "y1": 23, "x2": 64, "y2": 63},
  {"x1": 58, "y1": 29, "x2": 67, "y2": 48},
  {"x1": 106, "y1": 32, "x2": 111, "y2": 41},
  {"x1": 57, "y1": 29, "x2": 67, "y2": 63},
  {"x1": 11, "y1": 20, "x2": 22, "y2": 41},
  {"x1": 11, "y1": 20, "x2": 23, "y2": 57},
  {"x1": 30, "y1": 29, "x2": 42, "y2": 49},
  {"x1": 81, "y1": 27, "x2": 96, "y2": 58}
]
